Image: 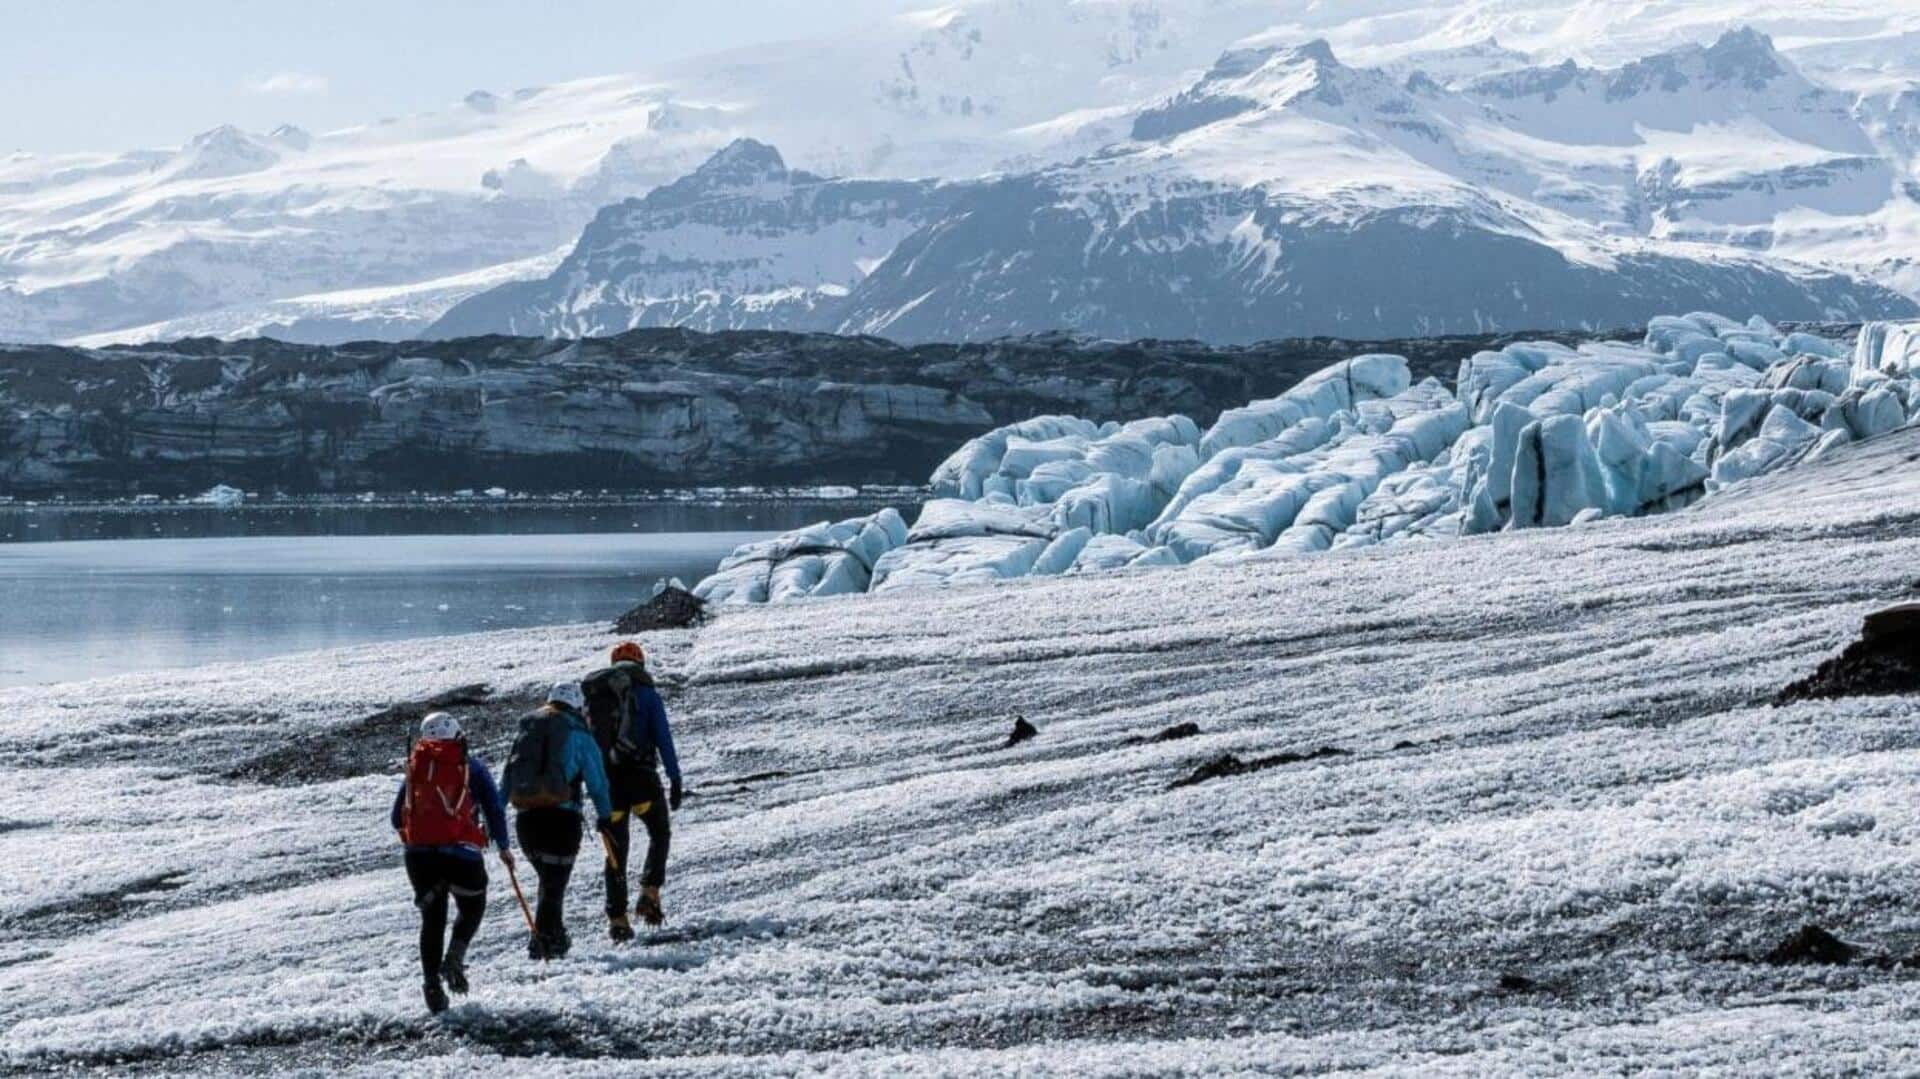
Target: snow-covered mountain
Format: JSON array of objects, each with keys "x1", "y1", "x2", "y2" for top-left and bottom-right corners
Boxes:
[
  {"x1": 10, "y1": 1, "x2": 1920, "y2": 345},
  {"x1": 444, "y1": 30, "x2": 1919, "y2": 343},
  {"x1": 832, "y1": 35, "x2": 1914, "y2": 340},
  {"x1": 429, "y1": 140, "x2": 960, "y2": 338}
]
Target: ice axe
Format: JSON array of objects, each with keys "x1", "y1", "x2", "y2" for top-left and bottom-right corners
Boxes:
[{"x1": 501, "y1": 852, "x2": 541, "y2": 959}]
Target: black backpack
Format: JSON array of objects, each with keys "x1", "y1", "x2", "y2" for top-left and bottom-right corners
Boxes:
[
  {"x1": 583, "y1": 664, "x2": 657, "y2": 792},
  {"x1": 582, "y1": 666, "x2": 632, "y2": 758},
  {"x1": 502, "y1": 708, "x2": 575, "y2": 810}
]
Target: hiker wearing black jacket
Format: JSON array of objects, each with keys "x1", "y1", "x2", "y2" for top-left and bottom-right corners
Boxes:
[{"x1": 585, "y1": 641, "x2": 684, "y2": 939}]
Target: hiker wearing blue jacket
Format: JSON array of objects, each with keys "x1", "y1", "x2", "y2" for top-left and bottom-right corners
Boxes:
[
  {"x1": 508, "y1": 682, "x2": 612, "y2": 960},
  {"x1": 392, "y1": 712, "x2": 512, "y2": 1012},
  {"x1": 587, "y1": 641, "x2": 685, "y2": 938}
]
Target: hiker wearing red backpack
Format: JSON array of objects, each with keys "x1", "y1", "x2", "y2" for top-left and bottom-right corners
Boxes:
[
  {"x1": 502, "y1": 682, "x2": 612, "y2": 960},
  {"x1": 391, "y1": 712, "x2": 512, "y2": 1014}
]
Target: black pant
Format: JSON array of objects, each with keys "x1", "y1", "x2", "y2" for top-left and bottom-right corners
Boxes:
[
  {"x1": 605, "y1": 770, "x2": 672, "y2": 915},
  {"x1": 515, "y1": 808, "x2": 583, "y2": 945},
  {"x1": 405, "y1": 850, "x2": 487, "y2": 981}
]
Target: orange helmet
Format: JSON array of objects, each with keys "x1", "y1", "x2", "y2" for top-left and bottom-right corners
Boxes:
[{"x1": 611, "y1": 641, "x2": 645, "y2": 665}]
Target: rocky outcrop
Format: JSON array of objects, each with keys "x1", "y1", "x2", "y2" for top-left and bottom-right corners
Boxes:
[
  {"x1": 1777, "y1": 602, "x2": 1920, "y2": 702},
  {"x1": 0, "y1": 326, "x2": 1609, "y2": 497}
]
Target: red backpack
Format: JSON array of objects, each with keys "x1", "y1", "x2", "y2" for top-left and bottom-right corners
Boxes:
[{"x1": 400, "y1": 739, "x2": 487, "y2": 849}]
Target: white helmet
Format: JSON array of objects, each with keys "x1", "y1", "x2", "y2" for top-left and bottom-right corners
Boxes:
[
  {"x1": 547, "y1": 681, "x2": 587, "y2": 712},
  {"x1": 420, "y1": 712, "x2": 461, "y2": 741}
]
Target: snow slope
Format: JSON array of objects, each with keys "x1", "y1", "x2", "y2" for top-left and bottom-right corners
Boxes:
[
  {"x1": 5, "y1": 424, "x2": 1920, "y2": 1071},
  {"x1": 9, "y1": 1, "x2": 1920, "y2": 344}
]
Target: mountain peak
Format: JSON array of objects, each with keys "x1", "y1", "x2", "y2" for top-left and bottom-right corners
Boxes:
[
  {"x1": 1290, "y1": 38, "x2": 1339, "y2": 69},
  {"x1": 1132, "y1": 38, "x2": 1353, "y2": 141},
  {"x1": 268, "y1": 124, "x2": 312, "y2": 151},
  {"x1": 1702, "y1": 26, "x2": 1787, "y2": 84},
  {"x1": 694, "y1": 138, "x2": 788, "y2": 183},
  {"x1": 1607, "y1": 24, "x2": 1790, "y2": 99},
  {"x1": 639, "y1": 138, "x2": 797, "y2": 208},
  {"x1": 174, "y1": 125, "x2": 279, "y2": 180}
]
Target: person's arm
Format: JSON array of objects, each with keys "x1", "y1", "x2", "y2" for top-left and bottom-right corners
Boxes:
[
  {"x1": 643, "y1": 688, "x2": 682, "y2": 787},
  {"x1": 391, "y1": 780, "x2": 406, "y2": 836},
  {"x1": 573, "y1": 729, "x2": 613, "y2": 821},
  {"x1": 468, "y1": 759, "x2": 512, "y2": 856}
]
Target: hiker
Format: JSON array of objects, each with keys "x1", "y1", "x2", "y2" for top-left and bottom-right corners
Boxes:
[
  {"x1": 503, "y1": 682, "x2": 612, "y2": 960},
  {"x1": 583, "y1": 640, "x2": 685, "y2": 940},
  {"x1": 391, "y1": 712, "x2": 512, "y2": 1014}
]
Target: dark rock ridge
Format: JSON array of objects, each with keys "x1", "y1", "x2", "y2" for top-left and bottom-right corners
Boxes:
[
  {"x1": 0, "y1": 326, "x2": 1602, "y2": 497},
  {"x1": 613, "y1": 585, "x2": 706, "y2": 634},
  {"x1": 1777, "y1": 602, "x2": 1920, "y2": 703}
]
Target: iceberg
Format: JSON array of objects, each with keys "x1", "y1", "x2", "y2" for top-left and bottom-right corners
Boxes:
[
  {"x1": 192, "y1": 484, "x2": 247, "y2": 508},
  {"x1": 869, "y1": 499, "x2": 1057, "y2": 594},
  {"x1": 694, "y1": 508, "x2": 908, "y2": 604},
  {"x1": 1199, "y1": 354, "x2": 1409, "y2": 457},
  {"x1": 929, "y1": 416, "x2": 1108, "y2": 500},
  {"x1": 1853, "y1": 321, "x2": 1920, "y2": 380}
]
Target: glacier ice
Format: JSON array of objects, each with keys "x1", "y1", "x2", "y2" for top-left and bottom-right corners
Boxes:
[
  {"x1": 693, "y1": 508, "x2": 908, "y2": 604},
  {"x1": 697, "y1": 315, "x2": 1920, "y2": 603}
]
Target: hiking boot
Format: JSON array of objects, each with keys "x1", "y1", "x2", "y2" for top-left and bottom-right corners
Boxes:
[
  {"x1": 609, "y1": 912, "x2": 635, "y2": 942},
  {"x1": 423, "y1": 979, "x2": 450, "y2": 1014},
  {"x1": 442, "y1": 942, "x2": 469, "y2": 995},
  {"x1": 635, "y1": 887, "x2": 664, "y2": 927},
  {"x1": 546, "y1": 929, "x2": 572, "y2": 960}
]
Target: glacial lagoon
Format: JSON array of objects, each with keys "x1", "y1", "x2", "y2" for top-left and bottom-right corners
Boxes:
[{"x1": 0, "y1": 497, "x2": 896, "y2": 688}]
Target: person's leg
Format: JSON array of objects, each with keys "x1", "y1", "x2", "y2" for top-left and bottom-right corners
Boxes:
[
  {"x1": 546, "y1": 812, "x2": 582, "y2": 952},
  {"x1": 442, "y1": 856, "x2": 488, "y2": 993},
  {"x1": 603, "y1": 809, "x2": 631, "y2": 919},
  {"x1": 629, "y1": 772, "x2": 670, "y2": 925},
  {"x1": 519, "y1": 808, "x2": 583, "y2": 955},
  {"x1": 639, "y1": 795, "x2": 671, "y2": 891},
  {"x1": 518, "y1": 810, "x2": 565, "y2": 942},
  {"x1": 405, "y1": 851, "x2": 450, "y2": 982}
]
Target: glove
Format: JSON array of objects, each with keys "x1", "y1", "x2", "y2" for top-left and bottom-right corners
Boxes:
[
  {"x1": 498, "y1": 848, "x2": 516, "y2": 869},
  {"x1": 596, "y1": 816, "x2": 615, "y2": 837},
  {"x1": 669, "y1": 780, "x2": 684, "y2": 812}
]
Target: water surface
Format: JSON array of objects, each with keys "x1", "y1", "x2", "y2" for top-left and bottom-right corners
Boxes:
[{"x1": 0, "y1": 530, "x2": 770, "y2": 688}]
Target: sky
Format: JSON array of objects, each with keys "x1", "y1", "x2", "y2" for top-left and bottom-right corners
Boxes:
[{"x1": 0, "y1": 0, "x2": 931, "y2": 155}]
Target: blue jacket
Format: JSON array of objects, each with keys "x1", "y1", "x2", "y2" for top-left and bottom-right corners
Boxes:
[
  {"x1": 629, "y1": 684, "x2": 682, "y2": 786},
  {"x1": 391, "y1": 754, "x2": 510, "y2": 860},
  {"x1": 553, "y1": 707, "x2": 614, "y2": 819}
]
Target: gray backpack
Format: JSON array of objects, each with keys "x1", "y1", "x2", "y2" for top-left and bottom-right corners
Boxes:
[{"x1": 503, "y1": 708, "x2": 574, "y2": 810}]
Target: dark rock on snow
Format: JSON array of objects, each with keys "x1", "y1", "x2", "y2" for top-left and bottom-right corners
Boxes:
[
  {"x1": 1125, "y1": 722, "x2": 1202, "y2": 746},
  {"x1": 1761, "y1": 925, "x2": 1859, "y2": 966},
  {"x1": 1005, "y1": 716, "x2": 1038, "y2": 748},
  {"x1": 1777, "y1": 603, "x2": 1920, "y2": 703},
  {"x1": 1169, "y1": 746, "x2": 1350, "y2": 790},
  {"x1": 614, "y1": 585, "x2": 706, "y2": 634}
]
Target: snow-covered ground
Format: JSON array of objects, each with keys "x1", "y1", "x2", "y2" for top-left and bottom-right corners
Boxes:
[{"x1": 4, "y1": 418, "x2": 1920, "y2": 1071}]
